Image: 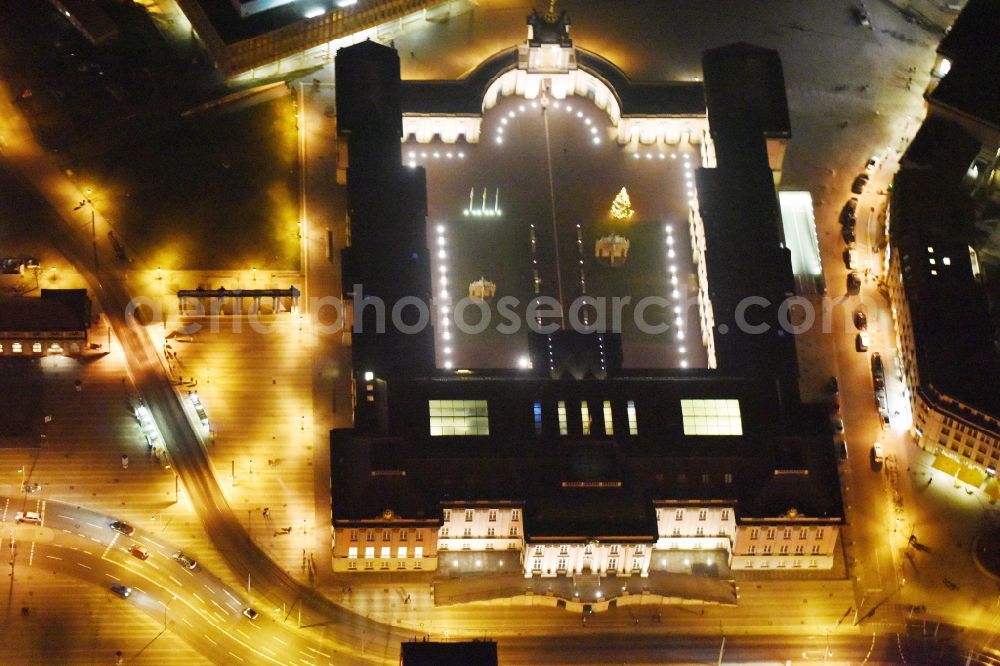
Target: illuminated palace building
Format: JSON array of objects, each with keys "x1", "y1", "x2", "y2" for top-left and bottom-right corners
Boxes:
[{"x1": 330, "y1": 8, "x2": 842, "y2": 607}]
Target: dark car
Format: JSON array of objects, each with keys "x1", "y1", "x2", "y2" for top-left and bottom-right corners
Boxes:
[
  {"x1": 173, "y1": 551, "x2": 197, "y2": 570},
  {"x1": 829, "y1": 376, "x2": 840, "y2": 395},
  {"x1": 852, "y1": 3, "x2": 872, "y2": 27},
  {"x1": 841, "y1": 198, "x2": 858, "y2": 225},
  {"x1": 837, "y1": 439, "x2": 849, "y2": 460},
  {"x1": 110, "y1": 520, "x2": 135, "y2": 536},
  {"x1": 843, "y1": 226, "x2": 856, "y2": 244},
  {"x1": 851, "y1": 173, "x2": 870, "y2": 194},
  {"x1": 854, "y1": 310, "x2": 867, "y2": 330},
  {"x1": 871, "y1": 353, "x2": 885, "y2": 388},
  {"x1": 847, "y1": 272, "x2": 862, "y2": 295},
  {"x1": 110, "y1": 583, "x2": 132, "y2": 598},
  {"x1": 242, "y1": 607, "x2": 258, "y2": 620}
]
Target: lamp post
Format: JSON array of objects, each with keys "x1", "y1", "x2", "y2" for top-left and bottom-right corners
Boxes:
[{"x1": 73, "y1": 188, "x2": 98, "y2": 272}]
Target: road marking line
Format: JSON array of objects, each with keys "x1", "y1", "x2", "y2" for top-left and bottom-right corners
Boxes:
[
  {"x1": 169, "y1": 575, "x2": 183, "y2": 587},
  {"x1": 192, "y1": 592, "x2": 205, "y2": 604},
  {"x1": 141, "y1": 536, "x2": 165, "y2": 549},
  {"x1": 236, "y1": 629, "x2": 251, "y2": 640},
  {"x1": 82, "y1": 550, "x2": 92, "y2": 556},
  {"x1": 212, "y1": 611, "x2": 227, "y2": 623},
  {"x1": 223, "y1": 589, "x2": 240, "y2": 603},
  {"x1": 145, "y1": 560, "x2": 160, "y2": 571},
  {"x1": 227, "y1": 651, "x2": 244, "y2": 662},
  {"x1": 105, "y1": 573, "x2": 120, "y2": 581},
  {"x1": 45, "y1": 555, "x2": 62, "y2": 560},
  {"x1": 260, "y1": 646, "x2": 277, "y2": 656},
  {"x1": 61, "y1": 529, "x2": 72, "y2": 534},
  {"x1": 204, "y1": 635, "x2": 217, "y2": 646},
  {"x1": 273, "y1": 637, "x2": 289, "y2": 646},
  {"x1": 57, "y1": 514, "x2": 74, "y2": 520},
  {"x1": 86, "y1": 522, "x2": 102, "y2": 529},
  {"x1": 306, "y1": 647, "x2": 332, "y2": 658},
  {"x1": 133, "y1": 586, "x2": 145, "y2": 594},
  {"x1": 76, "y1": 562, "x2": 92, "y2": 570},
  {"x1": 211, "y1": 599, "x2": 226, "y2": 612},
  {"x1": 77, "y1": 533, "x2": 87, "y2": 539},
  {"x1": 29, "y1": 540, "x2": 36, "y2": 566}
]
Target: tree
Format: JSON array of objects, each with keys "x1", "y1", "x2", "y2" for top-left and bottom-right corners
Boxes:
[{"x1": 610, "y1": 187, "x2": 635, "y2": 221}]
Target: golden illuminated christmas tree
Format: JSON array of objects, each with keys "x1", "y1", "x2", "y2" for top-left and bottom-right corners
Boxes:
[{"x1": 610, "y1": 187, "x2": 635, "y2": 221}]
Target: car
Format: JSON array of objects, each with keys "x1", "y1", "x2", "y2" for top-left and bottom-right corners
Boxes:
[
  {"x1": 847, "y1": 272, "x2": 862, "y2": 295},
  {"x1": 842, "y1": 226, "x2": 856, "y2": 244},
  {"x1": 836, "y1": 439, "x2": 849, "y2": 460},
  {"x1": 879, "y1": 411, "x2": 891, "y2": 430},
  {"x1": 871, "y1": 352, "x2": 885, "y2": 387},
  {"x1": 830, "y1": 417, "x2": 845, "y2": 433},
  {"x1": 110, "y1": 583, "x2": 132, "y2": 598},
  {"x1": 871, "y1": 442, "x2": 884, "y2": 468},
  {"x1": 852, "y1": 3, "x2": 872, "y2": 27},
  {"x1": 854, "y1": 310, "x2": 867, "y2": 330},
  {"x1": 844, "y1": 248, "x2": 859, "y2": 270},
  {"x1": 829, "y1": 376, "x2": 840, "y2": 395},
  {"x1": 14, "y1": 511, "x2": 42, "y2": 525},
  {"x1": 856, "y1": 331, "x2": 870, "y2": 352},
  {"x1": 865, "y1": 155, "x2": 880, "y2": 173},
  {"x1": 830, "y1": 395, "x2": 841, "y2": 414},
  {"x1": 173, "y1": 551, "x2": 197, "y2": 570},
  {"x1": 110, "y1": 520, "x2": 135, "y2": 536},
  {"x1": 128, "y1": 544, "x2": 149, "y2": 560},
  {"x1": 0, "y1": 257, "x2": 22, "y2": 274},
  {"x1": 851, "y1": 173, "x2": 870, "y2": 194},
  {"x1": 242, "y1": 607, "x2": 258, "y2": 620},
  {"x1": 841, "y1": 198, "x2": 859, "y2": 225}
]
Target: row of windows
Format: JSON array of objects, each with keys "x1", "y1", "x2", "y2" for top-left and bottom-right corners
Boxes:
[
  {"x1": 347, "y1": 546, "x2": 424, "y2": 559},
  {"x1": 659, "y1": 509, "x2": 731, "y2": 522},
  {"x1": 349, "y1": 529, "x2": 425, "y2": 542},
  {"x1": 348, "y1": 560, "x2": 423, "y2": 571},
  {"x1": 534, "y1": 544, "x2": 643, "y2": 557},
  {"x1": 442, "y1": 526, "x2": 517, "y2": 537},
  {"x1": 443, "y1": 509, "x2": 520, "y2": 522},
  {"x1": 748, "y1": 527, "x2": 825, "y2": 541},
  {"x1": 429, "y1": 400, "x2": 490, "y2": 436},
  {"x1": 553, "y1": 399, "x2": 638, "y2": 437},
  {"x1": 0, "y1": 342, "x2": 54, "y2": 353},
  {"x1": 741, "y1": 559, "x2": 819, "y2": 569},
  {"x1": 746, "y1": 544, "x2": 823, "y2": 555}
]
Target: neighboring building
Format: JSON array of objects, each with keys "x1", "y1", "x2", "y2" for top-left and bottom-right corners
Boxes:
[
  {"x1": 400, "y1": 639, "x2": 498, "y2": 666},
  {"x1": 0, "y1": 289, "x2": 91, "y2": 356},
  {"x1": 926, "y1": 0, "x2": 1000, "y2": 200},
  {"x1": 887, "y1": 115, "x2": 1000, "y2": 480},
  {"x1": 330, "y1": 8, "x2": 842, "y2": 602},
  {"x1": 173, "y1": 0, "x2": 451, "y2": 76}
]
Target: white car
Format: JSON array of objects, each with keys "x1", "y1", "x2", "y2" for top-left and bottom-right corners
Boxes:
[
  {"x1": 864, "y1": 155, "x2": 880, "y2": 173},
  {"x1": 15, "y1": 511, "x2": 42, "y2": 525},
  {"x1": 871, "y1": 442, "x2": 885, "y2": 467}
]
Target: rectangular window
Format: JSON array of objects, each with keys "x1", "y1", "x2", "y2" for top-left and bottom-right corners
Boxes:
[
  {"x1": 443, "y1": 509, "x2": 451, "y2": 521},
  {"x1": 416, "y1": 531, "x2": 423, "y2": 542},
  {"x1": 680, "y1": 399, "x2": 743, "y2": 436},
  {"x1": 558, "y1": 401, "x2": 568, "y2": 435},
  {"x1": 610, "y1": 545, "x2": 619, "y2": 555},
  {"x1": 487, "y1": 527, "x2": 495, "y2": 536},
  {"x1": 463, "y1": 528, "x2": 471, "y2": 537},
  {"x1": 32, "y1": 342, "x2": 41, "y2": 353},
  {"x1": 608, "y1": 557, "x2": 617, "y2": 570},
  {"x1": 698, "y1": 510, "x2": 707, "y2": 521},
  {"x1": 380, "y1": 546, "x2": 390, "y2": 559},
  {"x1": 721, "y1": 510, "x2": 729, "y2": 521},
  {"x1": 533, "y1": 558, "x2": 542, "y2": 571},
  {"x1": 627, "y1": 400, "x2": 638, "y2": 435},
  {"x1": 488, "y1": 510, "x2": 497, "y2": 522},
  {"x1": 581, "y1": 401, "x2": 591, "y2": 435},
  {"x1": 783, "y1": 528, "x2": 791, "y2": 540},
  {"x1": 397, "y1": 547, "x2": 407, "y2": 559},
  {"x1": 364, "y1": 546, "x2": 374, "y2": 559},
  {"x1": 400, "y1": 530, "x2": 408, "y2": 542},
  {"x1": 349, "y1": 530, "x2": 358, "y2": 542},
  {"x1": 748, "y1": 545, "x2": 756, "y2": 554},
  {"x1": 509, "y1": 526, "x2": 518, "y2": 536},
  {"x1": 816, "y1": 528, "x2": 825, "y2": 539},
  {"x1": 382, "y1": 529, "x2": 391, "y2": 541},
  {"x1": 696, "y1": 527, "x2": 704, "y2": 536},
  {"x1": 557, "y1": 558, "x2": 567, "y2": 571},
  {"x1": 603, "y1": 400, "x2": 614, "y2": 435},
  {"x1": 428, "y1": 400, "x2": 489, "y2": 436},
  {"x1": 533, "y1": 402, "x2": 543, "y2": 435},
  {"x1": 766, "y1": 529, "x2": 775, "y2": 540},
  {"x1": 366, "y1": 530, "x2": 374, "y2": 542},
  {"x1": 811, "y1": 544, "x2": 822, "y2": 554},
  {"x1": 348, "y1": 547, "x2": 358, "y2": 559},
  {"x1": 750, "y1": 528, "x2": 759, "y2": 540},
  {"x1": 465, "y1": 509, "x2": 474, "y2": 522},
  {"x1": 414, "y1": 546, "x2": 423, "y2": 559},
  {"x1": 512, "y1": 509, "x2": 520, "y2": 521},
  {"x1": 675, "y1": 510, "x2": 684, "y2": 520},
  {"x1": 12, "y1": 343, "x2": 22, "y2": 353},
  {"x1": 779, "y1": 544, "x2": 788, "y2": 554}
]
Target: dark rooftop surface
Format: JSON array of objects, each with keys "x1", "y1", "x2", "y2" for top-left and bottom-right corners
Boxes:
[
  {"x1": 929, "y1": 0, "x2": 1000, "y2": 129},
  {"x1": 0, "y1": 289, "x2": 90, "y2": 333},
  {"x1": 702, "y1": 43, "x2": 791, "y2": 138}
]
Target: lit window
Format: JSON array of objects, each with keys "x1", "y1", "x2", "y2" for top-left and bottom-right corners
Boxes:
[
  {"x1": 380, "y1": 546, "x2": 390, "y2": 559},
  {"x1": 350, "y1": 530, "x2": 357, "y2": 542},
  {"x1": 428, "y1": 400, "x2": 489, "y2": 436},
  {"x1": 443, "y1": 509, "x2": 451, "y2": 522},
  {"x1": 12, "y1": 343, "x2": 22, "y2": 353},
  {"x1": 533, "y1": 402, "x2": 543, "y2": 435},
  {"x1": 558, "y1": 401, "x2": 568, "y2": 435},
  {"x1": 414, "y1": 547, "x2": 423, "y2": 559},
  {"x1": 348, "y1": 547, "x2": 358, "y2": 559},
  {"x1": 680, "y1": 399, "x2": 743, "y2": 436},
  {"x1": 581, "y1": 401, "x2": 591, "y2": 435},
  {"x1": 397, "y1": 547, "x2": 407, "y2": 559},
  {"x1": 32, "y1": 343, "x2": 41, "y2": 353},
  {"x1": 603, "y1": 400, "x2": 614, "y2": 435},
  {"x1": 511, "y1": 510, "x2": 520, "y2": 521},
  {"x1": 465, "y1": 509, "x2": 473, "y2": 522},
  {"x1": 627, "y1": 400, "x2": 638, "y2": 435},
  {"x1": 364, "y1": 547, "x2": 374, "y2": 559}
]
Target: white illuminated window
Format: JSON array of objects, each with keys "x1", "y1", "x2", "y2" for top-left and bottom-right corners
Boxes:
[
  {"x1": 348, "y1": 547, "x2": 358, "y2": 559},
  {"x1": 397, "y1": 547, "x2": 407, "y2": 559},
  {"x1": 32, "y1": 343, "x2": 41, "y2": 353},
  {"x1": 12, "y1": 343, "x2": 22, "y2": 353},
  {"x1": 380, "y1": 546, "x2": 390, "y2": 559},
  {"x1": 428, "y1": 400, "x2": 489, "y2": 436},
  {"x1": 558, "y1": 401, "x2": 568, "y2": 435},
  {"x1": 364, "y1": 546, "x2": 374, "y2": 559},
  {"x1": 681, "y1": 399, "x2": 743, "y2": 436},
  {"x1": 627, "y1": 400, "x2": 638, "y2": 435},
  {"x1": 414, "y1": 546, "x2": 423, "y2": 559},
  {"x1": 581, "y1": 401, "x2": 591, "y2": 435},
  {"x1": 603, "y1": 400, "x2": 614, "y2": 435}
]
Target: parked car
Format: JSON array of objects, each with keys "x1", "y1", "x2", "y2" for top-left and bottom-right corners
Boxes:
[
  {"x1": 871, "y1": 352, "x2": 885, "y2": 387},
  {"x1": 242, "y1": 607, "x2": 258, "y2": 620},
  {"x1": 110, "y1": 583, "x2": 132, "y2": 599},
  {"x1": 852, "y1": 3, "x2": 872, "y2": 27},
  {"x1": 15, "y1": 511, "x2": 42, "y2": 525},
  {"x1": 880, "y1": 411, "x2": 891, "y2": 430},
  {"x1": 829, "y1": 376, "x2": 840, "y2": 395},
  {"x1": 831, "y1": 416, "x2": 845, "y2": 433},
  {"x1": 851, "y1": 173, "x2": 870, "y2": 194},
  {"x1": 110, "y1": 520, "x2": 135, "y2": 536},
  {"x1": 128, "y1": 544, "x2": 149, "y2": 560},
  {"x1": 856, "y1": 331, "x2": 870, "y2": 352},
  {"x1": 871, "y1": 442, "x2": 884, "y2": 469},
  {"x1": 837, "y1": 439, "x2": 849, "y2": 460},
  {"x1": 173, "y1": 551, "x2": 197, "y2": 570},
  {"x1": 841, "y1": 198, "x2": 859, "y2": 225},
  {"x1": 847, "y1": 272, "x2": 862, "y2": 295},
  {"x1": 844, "y1": 248, "x2": 859, "y2": 270},
  {"x1": 831, "y1": 395, "x2": 841, "y2": 413},
  {"x1": 854, "y1": 310, "x2": 867, "y2": 330},
  {"x1": 843, "y1": 226, "x2": 857, "y2": 244},
  {"x1": 865, "y1": 155, "x2": 880, "y2": 173}
]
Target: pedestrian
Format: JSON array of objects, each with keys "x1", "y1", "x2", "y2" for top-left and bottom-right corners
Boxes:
[{"x1": 410, "y1": 51, "x2": 415, "y2": 59}]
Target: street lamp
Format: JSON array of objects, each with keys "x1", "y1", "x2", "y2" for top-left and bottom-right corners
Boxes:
[{"x1": 73, "y1": 188, "x2": 98, "y2": 272}]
